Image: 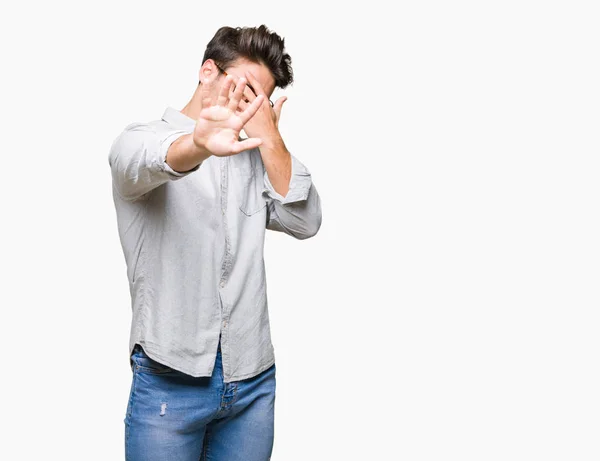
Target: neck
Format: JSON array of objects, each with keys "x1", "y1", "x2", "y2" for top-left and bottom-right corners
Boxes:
[{"x1": 180, "y1": 84, "x2": 204, "y2": 120}]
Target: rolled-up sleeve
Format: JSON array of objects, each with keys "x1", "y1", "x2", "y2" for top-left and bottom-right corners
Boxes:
[
  {"x1": 108, "y1": 123, "x2": 200, "y2": 201},
  {"x1": 262, "y1": 154, "x2": 322, "y2": 239}
]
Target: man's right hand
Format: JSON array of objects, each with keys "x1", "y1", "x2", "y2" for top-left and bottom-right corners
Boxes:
[{"x1": 193, "y1": 75, "x2": 265, "y2": 157}]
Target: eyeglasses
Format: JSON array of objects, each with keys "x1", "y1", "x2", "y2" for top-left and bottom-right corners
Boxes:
[{"x1": 212, "y1": 62, "x2": 274, "y2": 108}]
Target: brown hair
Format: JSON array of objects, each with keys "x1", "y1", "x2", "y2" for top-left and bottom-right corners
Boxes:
[{"x1": 202, "y1": 25, "x2": 294, "y2": 89}]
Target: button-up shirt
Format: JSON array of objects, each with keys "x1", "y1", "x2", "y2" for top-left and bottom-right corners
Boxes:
[{"x1": 108, "y1": 106, "x2": 322, "y2": 382}]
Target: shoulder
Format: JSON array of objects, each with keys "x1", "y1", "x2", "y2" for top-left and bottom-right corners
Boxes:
[{"x1": 122, "y1": 120, "x2": 160, "y2": 134}]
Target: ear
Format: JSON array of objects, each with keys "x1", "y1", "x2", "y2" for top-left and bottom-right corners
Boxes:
[{"x1": 199, "y1": 59, "x2": 219, "y2": 85}]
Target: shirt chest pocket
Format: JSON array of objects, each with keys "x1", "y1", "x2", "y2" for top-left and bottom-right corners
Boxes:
[{"x1": 235, "y1": 166, "x2": 267, "y2": 216}]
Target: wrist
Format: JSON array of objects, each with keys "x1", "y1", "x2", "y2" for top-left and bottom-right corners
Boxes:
[
  {"x1": 260, "y1": 131, "x2": 284, "y2": 150},
  {"x1": 188, "y1": 133, "x2": 213, "y2": 161},
  {"x1": 166, "y1": 133, "x2": 212, "y2": 172}
]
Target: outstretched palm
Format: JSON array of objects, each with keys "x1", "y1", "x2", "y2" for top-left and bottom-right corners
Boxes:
[{"x1": 193, "y1": 75, "x2": 265, "y2": 157}]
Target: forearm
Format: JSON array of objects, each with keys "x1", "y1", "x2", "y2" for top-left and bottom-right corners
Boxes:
[
  {"x1": 259, "y1": 133, "x2": 292, "y2": 198},
  {"x1": 263, "y1": 151, "x2": 322, "y2": 239},
  {"x1": 166, "y1": 133, "x2": 213, "y2": 173}
]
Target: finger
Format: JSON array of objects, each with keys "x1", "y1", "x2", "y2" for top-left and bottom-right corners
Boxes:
[
  {"x1": 217, "y1": 75, "x2": 234, "y2": 106},
  {"x1": 242, "y1": 86, "x2": 255, "y2": 103},
  {"x1": 224, "y1": 74, "x2": 256, "y2": 104},
  {"x1": 244, "y1": 70, "x2": 266, "y2": 97},
  {"x1": 231, "y1": 86, "x2": 258, "y2": 113},
  {"x1": 272, "y1": 96, "x2": 287, "y2": 120},
  {"x1": 237, "y1": 94, "x2": 265, "y2": 125},
  {"x1": 233, "y1": 71, "x2": 259, "y2": 99},
  {"x1": 235, "y1": 82, "x2": 256, "y2": 104},
  {"x1": 228, "y1": 77, "x2": 248, "y2": 112},
  {"x1": 201, "y1": 83, "x2": 213, "y2": 109},
  {"x1": 230, "y1": 137, "x2": 263, "y2": 154},
  {"x1": 236, "y1": 97, "x2": 249, "y2": 111},
  {"x1": 231, "y1": 89, "x2": 247, "y2": 110}
]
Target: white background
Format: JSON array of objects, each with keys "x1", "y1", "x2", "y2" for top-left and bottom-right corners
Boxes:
[{"x1": 1, "y1": 1, "x2": 599, "y2": 459}]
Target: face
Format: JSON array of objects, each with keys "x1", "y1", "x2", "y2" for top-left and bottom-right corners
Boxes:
[{"x1": 200, "y1": 58, "x2": 276, "y2": 106}]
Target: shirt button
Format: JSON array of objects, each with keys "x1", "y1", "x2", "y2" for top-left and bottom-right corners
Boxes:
[{"x1": 220, "y1": 281, "x2": 225, "y2": 288}]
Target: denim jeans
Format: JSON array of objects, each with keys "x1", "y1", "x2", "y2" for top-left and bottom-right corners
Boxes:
[{"x1": 124, "y1": 341, "x2": 276, "y2": 461}]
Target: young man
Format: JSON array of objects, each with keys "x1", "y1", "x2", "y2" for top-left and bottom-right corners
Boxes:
[{"x1": 108, "y1": 25, "x2": 322, "y2": 461}]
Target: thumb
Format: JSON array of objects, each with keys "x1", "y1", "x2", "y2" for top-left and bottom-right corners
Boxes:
[{"x1": 273, "y1": 96, "x2": 287, "y2": 121}]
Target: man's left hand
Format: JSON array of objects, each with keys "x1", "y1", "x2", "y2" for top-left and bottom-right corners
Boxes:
[{"x1": 235, "y1": 70, "x2": 288, "y2": 142}]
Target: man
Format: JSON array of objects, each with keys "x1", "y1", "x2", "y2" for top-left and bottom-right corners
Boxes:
[{"x1": 108, "y1": 25, "x2": 322, "y2": 461}]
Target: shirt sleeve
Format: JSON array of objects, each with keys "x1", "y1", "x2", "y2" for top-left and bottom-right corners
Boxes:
[
  {"x1": 262, "y1": 154, "x2": 312, "y2": 205},
  {"x1": 108, "y1": 122, "x2": 200, "y2": 201},
  {"x1": 263, "y1": 154, "x2": 322, "y2": 239}
]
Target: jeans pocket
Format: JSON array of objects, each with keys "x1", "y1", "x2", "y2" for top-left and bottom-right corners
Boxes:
[{"x1": 132, "y1": 345, "x2": 174, "y2": 374}]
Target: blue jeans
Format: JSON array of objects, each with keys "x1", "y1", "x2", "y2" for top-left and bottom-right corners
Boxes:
[{"x1": 124, "y1": 341, "x2": 276, "y2": 461}]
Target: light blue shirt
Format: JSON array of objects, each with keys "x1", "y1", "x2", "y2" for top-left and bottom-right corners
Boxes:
[{"x1": 108, "y1": 106, "x2": 322, "y2": 382}]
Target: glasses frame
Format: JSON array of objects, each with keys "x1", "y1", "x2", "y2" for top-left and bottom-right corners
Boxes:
[{"x1": 213, "y1": 62, "x2": 274, "y2": 108}]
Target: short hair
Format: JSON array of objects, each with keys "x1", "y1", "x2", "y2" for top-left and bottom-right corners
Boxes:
[{"x1": 202, "y1": 25, "x2": 294, "y2": 89}]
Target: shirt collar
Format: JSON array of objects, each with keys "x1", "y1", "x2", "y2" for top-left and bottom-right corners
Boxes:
[{"x1": 161, "y1": 106, "x2": 196, "y2": 131}]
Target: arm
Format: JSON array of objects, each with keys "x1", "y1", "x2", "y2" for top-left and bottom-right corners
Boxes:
[
  {"x1": 108, "y1": 123, "x2": 208, "y2": 202},
  {"x1": 236, "y1": 70, "x2": 322, "y2": 239},
  {"x1": 262, "y1": 148, "x2": 322, "y2": 240},
  {"x1": 108, "y1": 76, "x2": 265, "y2": 202}
]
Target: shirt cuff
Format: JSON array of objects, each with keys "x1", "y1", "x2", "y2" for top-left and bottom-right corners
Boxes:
[
  {"x1": 262, "y1": 154, "x2": 312, "y2": 205},
  {"x1": 158, "y1": 130, "x2": 201, "y2": 177}
]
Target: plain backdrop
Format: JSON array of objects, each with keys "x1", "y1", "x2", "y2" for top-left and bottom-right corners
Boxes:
[{"x1": 1, "y1": 1, "x2": 599, "y2": 460}]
